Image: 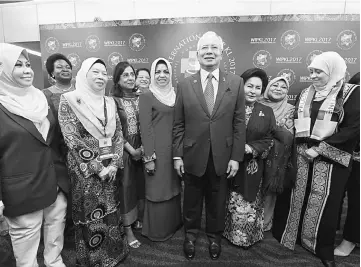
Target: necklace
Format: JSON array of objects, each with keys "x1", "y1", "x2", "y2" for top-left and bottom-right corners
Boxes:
[{"x1": 54, "y1": 84, "x2": 73, "y2": 92}]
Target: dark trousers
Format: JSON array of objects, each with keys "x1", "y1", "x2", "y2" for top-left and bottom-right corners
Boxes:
[
  {"x1": 343, "y1": 161, "x2": 360, "y2": 243},
  {"x1": 183, "y1": 152, "x2": 228, "y2": 244}
]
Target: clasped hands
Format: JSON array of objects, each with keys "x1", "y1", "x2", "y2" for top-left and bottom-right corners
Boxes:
[
  {"x1": 304, "y1": 147, "x2": 319, "y2": 162},
  {"x1": 98, "y1": 165, "x2": 118, "y2": 182},
  {"x1": 245, "y1": 144, "x2": 253, "y2": 154},
  {"x1": 131, "y1": 147, "x2": 143, "y2": 161},
  {"x1": 145, "y1": 160, "x2": 156, "y2": 176}
]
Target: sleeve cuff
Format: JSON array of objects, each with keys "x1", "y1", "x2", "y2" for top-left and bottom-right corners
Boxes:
[
  {"x1": 173, "y1": 157, "x2": 182, "y2": 160},
  {"x1": 316, "y1": 141, "x2": 352, "y2": 167}
]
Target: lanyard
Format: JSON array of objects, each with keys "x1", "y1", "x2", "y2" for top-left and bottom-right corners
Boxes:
[{"x1": 96, "y1": 98, "x2": 108, "y2": 138}]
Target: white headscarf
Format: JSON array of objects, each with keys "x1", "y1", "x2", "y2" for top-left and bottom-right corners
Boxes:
[
  {"x1": 149, "y1": 58, "x2": 176, "y2": 107},
  {"x1": 308, "y1": 51, "x2": 347, "y2": 101},
  {"x1": 0, "y1": 43, "x2": 49, "y2": 140},
  {"x1": 63, "y1": 58, "x2": 116, "y2": 140}
]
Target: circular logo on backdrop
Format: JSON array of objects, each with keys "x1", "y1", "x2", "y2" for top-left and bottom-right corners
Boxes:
[
  {"x1": 277, "y1": 69, "x2": 296, "y2": 86},
  {"x1": 167, "y1": 33, "x2": 236, "y2": 84},
  {"x1": 129, "y1": 33, "x2": 146, "y2": 52},
  {"x1": 281, "y1": 30, "x2": 301, "y2": 50},
  {"x1": 306, "y1": 50, "x2": 323, "y2": 66},
  {"x1": 253, "y1": 50, "x2": 272, "y2": 69},
  {"x1": 85, "y1": 35, "x2": 101, "y2": 52},
  {"x1": 337, "y1": 30, "x2": 357, "y2": 50},
  {"x1": 67, "y1": 53, "x2": 81, "y2": 70},
  {"x1": 45, "y1": 37, "x2": 60, "y2": 53},
  {"x1": 108, "y1": 52, "x2": 123, "y2": 69}
]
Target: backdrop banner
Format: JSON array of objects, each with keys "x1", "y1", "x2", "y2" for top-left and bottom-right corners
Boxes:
[{"x1": 39, "y1": 14, "x2": 360, "y2": 103}]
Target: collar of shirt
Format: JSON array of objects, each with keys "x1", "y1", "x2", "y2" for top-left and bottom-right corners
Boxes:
[
  {"x1": 200, "y1": 68, "x2": 219, "y2": 93},
  {"x1": 200, "y1": 68, "x2": 219, "y2": 84}
]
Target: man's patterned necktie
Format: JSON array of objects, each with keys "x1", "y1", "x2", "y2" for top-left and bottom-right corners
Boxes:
[{"x1": 204, "y1": 73, "x2": 214, "y2": 114}]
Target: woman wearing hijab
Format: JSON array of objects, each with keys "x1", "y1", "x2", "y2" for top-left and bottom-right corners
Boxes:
[
  {"x1": 0, "y1": 43, "x2": 69, "y2": 267},
  {"x1": 272, "y1": 52, "x2": 360, "y2": 267},
  {"x1": 258, "y1": 76, "x2": 296, "y2": 231},
  {"x1": 112, "y1": 61, "x2": 144, "y2": 249},
  {"x1": 58, "y1": 58, "x2": 129, "y2": 266},
  {"x1": 223, "y1": 68, "x2": 275, "y2": 247},
  {"x1": 139, "y1": 58, "x2": 182, "y2": 241},
  {"x1": 334, "y1": 72, "x2": 360, "y2": 257}
]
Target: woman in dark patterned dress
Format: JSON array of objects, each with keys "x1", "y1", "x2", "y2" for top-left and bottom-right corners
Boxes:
[
  {"x1": 58, "y1": 58, "x2": 129, "y2": 266},
  {"x1": 334, "y1": 72, "x2": 360, "y2": 257},
  {"x1": 223, "y1": 68, "x2": 275, "y2": 247},
  {"x1": 258, "y1": 76, "x2": 296, "y2": 231},
  {"x1": 273, "y1": 52, "x2": 360, "y2": 267},
  {"x1": 112, "y1": 62, "x2": 145, "y2": 248}
]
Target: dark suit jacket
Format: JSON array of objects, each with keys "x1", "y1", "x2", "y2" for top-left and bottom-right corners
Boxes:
[
  {"x1": 0, "y1": 96, "x2": 69, "y2": 217},
  {"x1": 234, "y1": 102, "x2": 276, "y2": 202},
  {"x1": 173, "y1": 70, "x2": 245, "y2": 177}
]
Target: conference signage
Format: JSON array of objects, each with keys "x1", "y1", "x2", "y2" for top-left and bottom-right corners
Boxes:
[{"x1": 39, "y1": 15, "x2": 360, "y2": 103}]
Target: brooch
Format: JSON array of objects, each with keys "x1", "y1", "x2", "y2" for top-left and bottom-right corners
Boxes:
[
  {"x1": 259, "y1": 111, "x2": 265, "y2": 117},
  {"x1": 194, "y1": 80, "x2": 197, "y2": 83},
  {"x1": 76, "y1": 98, "x2": 81, "y2": 104}
]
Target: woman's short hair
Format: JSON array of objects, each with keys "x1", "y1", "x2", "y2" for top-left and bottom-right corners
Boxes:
[
  {"x1": 240, "y1": 68, "x2": 269, "y2": 93},
  {"x1": 135, "y1": 68, "x2": 150, "y2": 77},
  {"x1": 45, "y1": 53, "x2": 72, "y2": 76},
  {"x1": 112, "y1": 61, "x2": 136, "y2": 97}
]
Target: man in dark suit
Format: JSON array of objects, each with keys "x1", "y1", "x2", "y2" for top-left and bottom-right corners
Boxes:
[{"x1": 173, "y1": 31, "x2": 245, "y2": 260}]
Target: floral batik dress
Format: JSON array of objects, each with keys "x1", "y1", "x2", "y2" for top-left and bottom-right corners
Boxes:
[{"x1": 224, "y1": 103, "x2": 275, "y2": 247}]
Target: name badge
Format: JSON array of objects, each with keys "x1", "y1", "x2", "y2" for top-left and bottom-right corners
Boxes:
[{"x1": 98, "y1": 138, "x2": 114, "y2": 161}]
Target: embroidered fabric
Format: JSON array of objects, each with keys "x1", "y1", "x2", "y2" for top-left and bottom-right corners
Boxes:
[
  {"x1": 316, "y1": 141, "x2": 352, "y2": 167},
  {"x1": 245, "y1": 105, "x2": 254, "y2": 127}
]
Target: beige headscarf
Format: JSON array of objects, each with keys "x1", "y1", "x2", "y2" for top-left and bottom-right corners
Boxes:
[
  {"x1": 258, "y1": 76, "x2": 293, "y2": 122},
  {"x1": 0, "y1": 43, "x2": 49, "y2": 140},
  {"x1": 149, "y1": 58, "x2": 176, "y2": 107},
  {"x1": 308, "y1": 51, "x2": 347, "y2": 101},
  {"x1": 62, "y1": 58, "x2": 116, "y2": 140}
]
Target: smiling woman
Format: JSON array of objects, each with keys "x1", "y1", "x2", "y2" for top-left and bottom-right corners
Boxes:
[
  {"x1": 111, "y1": 61, "x2": 145, "y2": 249},
  {"x1": 224, "y1": 67, "x2": 276, "y2": 248},
  {"x1": 58, "y1": 57, "x2": 129, "y2": 266},
  {"x1": 43, "y1": 53, "x2": 74, "y2": 113}
]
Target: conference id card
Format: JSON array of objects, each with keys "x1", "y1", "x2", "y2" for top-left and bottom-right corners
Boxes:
[{"x1": 98, "y1": 137, "x2": 114, "y2": 161}]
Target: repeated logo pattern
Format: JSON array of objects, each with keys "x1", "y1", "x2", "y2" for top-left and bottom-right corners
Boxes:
[{"x1": 40, "y1": 20, "x2": 359, "y2": 102}]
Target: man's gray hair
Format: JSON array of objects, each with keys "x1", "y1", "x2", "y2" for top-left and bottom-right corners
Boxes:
[{"x1": 197, "y1": 31, "x2": 224, "y2": 51}]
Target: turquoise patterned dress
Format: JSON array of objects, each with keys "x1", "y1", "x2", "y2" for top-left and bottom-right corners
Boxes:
[{"x1": 58, "y1": 96, "x2": 129, "y2": 267}]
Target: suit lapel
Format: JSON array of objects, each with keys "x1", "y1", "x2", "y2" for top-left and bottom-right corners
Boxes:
[
  {"x1": 211, "y1": 71, "x2": 228, "y2": 118},
  {"x1": 191, "y1": 72, "x2": 210, "y2": 117},
  {"x1": 45, "y1": 107, "x2": 56, "y2": 145},
  {"x1": 0, "y1": 104, "x2": 49, "y2": 145}
]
